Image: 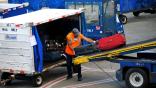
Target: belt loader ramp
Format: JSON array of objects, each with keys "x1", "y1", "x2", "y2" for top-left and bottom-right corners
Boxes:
[
  {"x1": 73, "y1": 38, "x2": 156, "y2": 65},
  {"x1": 73, "y1": 38, "x2": 156, "y2": 88}
]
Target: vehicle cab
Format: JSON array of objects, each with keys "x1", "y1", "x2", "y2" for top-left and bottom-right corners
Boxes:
[{"x1": 65, "y1": 0, "x2": 124, "y2": 44}]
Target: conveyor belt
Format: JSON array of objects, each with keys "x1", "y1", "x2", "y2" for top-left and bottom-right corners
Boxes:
[{"x1": 73, "y1": 38, "x2": 156, "y2": 65}]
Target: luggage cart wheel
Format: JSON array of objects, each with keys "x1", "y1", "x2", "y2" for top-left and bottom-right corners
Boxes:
[
  {"x1": 133, "y1": 11, "x2": 140, "y2": 17},
  {"x1": 119, "y1": 14, "x2": 128, "y2": 24},
  {"x1": 32, "y1": 74, "x2": 43, "y2": 87},
  {"x1": 125, "y1": 68, "x2": 148, "y2": 88},
  {"x1": 1, "y1": 72, "x2": 12, "y2": 86}
]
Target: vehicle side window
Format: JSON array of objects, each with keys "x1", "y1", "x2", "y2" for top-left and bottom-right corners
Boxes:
[
  {"x1": 68, "y1": 3, "x2": 99, "y2": 24},
  {"x1": 68, "y1": 4, "x2": 76, "y2": 9},
  {"x1": 83, "y1": 4, "x2": 99, "y2": 24},
  {"x1": 103, "y1": 1, "x2": 115, "y2": 18}
]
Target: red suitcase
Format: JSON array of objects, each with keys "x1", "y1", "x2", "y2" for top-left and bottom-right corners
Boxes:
[{"x1": 97, "y1": 33, "x2": 126, "y2": 50}]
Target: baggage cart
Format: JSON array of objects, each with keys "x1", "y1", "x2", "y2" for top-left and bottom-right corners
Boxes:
[
  {"x1": 8, "y1": 0, "x2": 65, "y2": 11},
  {"x1": 116, "y1": 0, "x2": 156, "y2": 24},
  {"x1": 0, "y1": 8, "x2": 84, "y2": 87},
  {"x1": 0, "y1": 3, "x2": 28, "y2": 18}
]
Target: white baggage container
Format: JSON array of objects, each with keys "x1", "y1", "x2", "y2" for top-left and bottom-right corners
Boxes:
[{"x1": 0, "y1": 8, "x2": 83, "y2": 86}]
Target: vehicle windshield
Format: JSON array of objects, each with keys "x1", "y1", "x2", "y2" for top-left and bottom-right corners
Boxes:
[{"x1": 68, "y1": 3, "x2": 99, "y2": 24}]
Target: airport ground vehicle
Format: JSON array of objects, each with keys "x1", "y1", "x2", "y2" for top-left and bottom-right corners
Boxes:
[
  {"x1": 8, "y1": 0, "x2": 65, "y2": 10},
  {"x1": 73, "y1": 38, "x2": 156, "y2": 88},
  {"x1": 116, "y1": 0, "x2": 156, "y2": 24},
  {"x1": 65, "y1": 0, "x2": 124, "y2": 43},
  {"x1": 116, "y1": 52, "x2": 156, "y2": 88},
  {"x1": 65, "y1": 0, "x2": 156, "y2": 24},
  {"x1": 0, "y1": 3, "x2": 28, "y2": 18}
]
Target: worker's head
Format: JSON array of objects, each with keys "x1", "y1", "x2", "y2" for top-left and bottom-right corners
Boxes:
[{"x1": 72, "y1": 28, "x2": 80, "y2": 37}]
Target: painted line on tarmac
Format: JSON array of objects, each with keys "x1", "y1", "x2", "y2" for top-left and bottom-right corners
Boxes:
[
  {"x1": 41, "y1": 75, "x2": 66, "y2": 88},
  {"x1": 81, "y1": 66, "x2": 102, "y2": 72},
  {"x1": 41, "y1": 70, "x2": 88, "y2": 88},
  {"x1": 62, "y1": 78, "x2": 116, "y2": 88},
  {"x1": 82, "y1": 66, "x2": 117, "y2": 73},
  {"x1": 102, "y1": 69, "x2": 117, "y2": 73},
  {"x1": 41, "y1": 66, "x2": 102, "y2": 88},
  {"x1": 41, "y1": 67, "x2": 90, "y2": 88},
  {"x1": 81, "y1": 66, "x2": 93, "y2": 70},
  {"x1": 41, "y1": 66, "x2": 116, "y2": 88}
]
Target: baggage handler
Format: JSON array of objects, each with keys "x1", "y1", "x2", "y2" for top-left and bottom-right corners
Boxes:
[{"x1": 65, "y1": 28, "x2": 96, "y2": 81}]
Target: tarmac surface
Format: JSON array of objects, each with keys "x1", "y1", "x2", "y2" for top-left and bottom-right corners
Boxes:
[{"x1": 1, "y1": 13, "x2": 156, "y2": 88}]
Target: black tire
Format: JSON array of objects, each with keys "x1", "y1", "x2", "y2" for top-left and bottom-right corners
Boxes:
[
  {"x1": 119, "y1": 15, "x2": 128, "y2": 24},
  {"x1": 32, "y1": 74, "x2": 43, "y2": 87},
  {"x1": 150, "y1": 9, "x2": 156, "y2": 14},
  {"x1": 133, "y1": 12, "x2": 140, "y2": 17},
  {"x1": 1, "y1": 72, "x2": 12, "y2": 86},
  {"x1": 125, "y1": 68, "x2": 148, "y2": 88}
]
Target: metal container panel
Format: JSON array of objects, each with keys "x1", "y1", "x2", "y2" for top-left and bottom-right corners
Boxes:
[{"x1": 0, "y1": 26, "x2": 35, "y2": 74}]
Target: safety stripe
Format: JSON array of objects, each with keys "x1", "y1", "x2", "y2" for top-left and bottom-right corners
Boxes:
[
  {"x1": 1, "y1": 4, "x2": 27, "y2": 14},
  {"x1": 0, "y1": 69, "x2": 28, "y2": 74},
  {"x1": 33, "y1": 11, "x2": 81, "y2": 26},
  {"x1": 0, "y1": 10, "x2": 82, "y2": 29},
  {"x1": 43, "y1": 61, "x2": 66, "y2": 72}
]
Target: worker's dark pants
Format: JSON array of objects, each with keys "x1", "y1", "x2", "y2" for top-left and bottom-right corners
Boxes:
[{"x1": 65, "y1": 53, "x2": 82, "y2": 78}]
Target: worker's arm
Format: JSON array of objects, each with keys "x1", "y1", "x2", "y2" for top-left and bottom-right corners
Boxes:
[{"x1": 81, "y1": 34, "x2": 95, "y2": 43}]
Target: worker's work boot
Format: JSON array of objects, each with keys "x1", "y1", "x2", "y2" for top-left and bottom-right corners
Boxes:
[
  {"x1": 77, "y1": 76, "x2": 82, "y2": 81},
  {"x1": 66, "y1": 76, "x2": 73, "y2": 80}
]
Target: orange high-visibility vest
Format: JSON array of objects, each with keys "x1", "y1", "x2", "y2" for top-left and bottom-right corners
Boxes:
[{"x1": 65, "y1": 32, "x2": 84, "y2": 55}]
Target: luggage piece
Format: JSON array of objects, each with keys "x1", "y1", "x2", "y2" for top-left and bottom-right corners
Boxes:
[
  {"x1": 97, "y1": 34, "x2": 126, "y2": 50},
  {"x1": 44, "y1": 51, "x2": 63, "y2": 61},
  {"x1": 74, "y1": 44, "x2": 99, "y2": 56},
  {"x1": 75, "y1": 34, "x2": 126, "y2": 55}
]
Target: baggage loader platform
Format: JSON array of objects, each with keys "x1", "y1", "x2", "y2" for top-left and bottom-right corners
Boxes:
[{"x1": 73, "y1": 38, "x2": 156, "y2": 65}]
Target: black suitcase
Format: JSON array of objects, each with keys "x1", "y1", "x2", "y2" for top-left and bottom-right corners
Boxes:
[
  {"x1": 44, "y1": 51, "x2": 63, "y2": 61},
  {"x1": 74, "y1": 44, "x2": 99, "y2": 56}
]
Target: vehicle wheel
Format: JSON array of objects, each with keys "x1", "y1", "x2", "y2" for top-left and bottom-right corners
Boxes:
[
  {"x1": 1, "y1": 72, "x2": 12, "y2": 86},
  {"x1": 150, "y1": 9, "x2": 156, "y2": 14},
  {"x1": 133, "y1": 12, "x2": 140, "y2": 17},
  {"x1": 32, "y1": 74, "x2": 43, "y2": 87},
  {"x1": 125, "y1": 68, "x2": 148, "y2": 88},
  {"x1": 119, "y1": 15, "x2": 128, "y2": 24}
]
